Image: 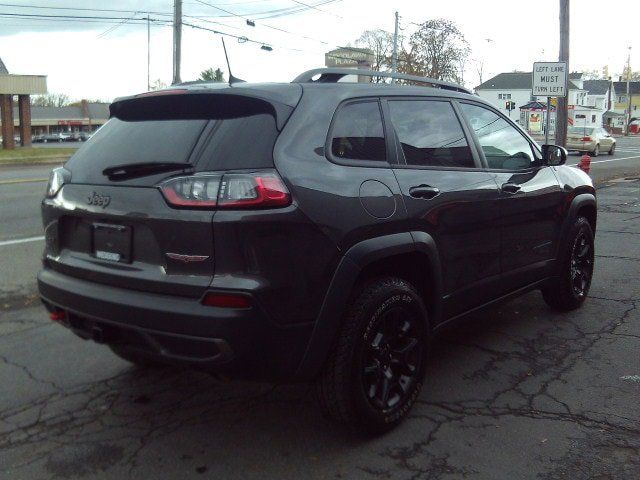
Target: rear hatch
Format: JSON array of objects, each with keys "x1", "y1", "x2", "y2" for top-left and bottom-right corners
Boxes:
[
  {"x1": 567, "y1": 126, "x2": 594, "y2": 147},
  {"x1": 43, "y1": 87, "x2": 300, "y2": 298}
]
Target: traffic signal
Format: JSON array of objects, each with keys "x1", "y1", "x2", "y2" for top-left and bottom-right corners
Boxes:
[{"x1": 505, "y1": 101, "x2": 516, "y2": 111}]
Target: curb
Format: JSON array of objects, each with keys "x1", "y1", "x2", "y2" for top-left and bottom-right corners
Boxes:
[{"x1": 0, "y1": 156, "x2": 69, "y2": 167}]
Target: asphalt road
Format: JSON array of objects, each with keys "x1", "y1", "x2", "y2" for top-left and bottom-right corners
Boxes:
[{"x1": 1, "y1": 146, "x2": 639, "y2": 479}]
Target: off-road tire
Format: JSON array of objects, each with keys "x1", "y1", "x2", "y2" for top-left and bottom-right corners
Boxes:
[
  {"x1": 316, "y1": 277, "x2": 429, "y2": 434},
  {"x1": 542, "y1": 216, "x2": 594, "y2": 311}
]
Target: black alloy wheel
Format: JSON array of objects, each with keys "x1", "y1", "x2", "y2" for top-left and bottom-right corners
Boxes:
[
  {"x1": 570, "y1": 231, "x2": 593, "y2": 298},
  {"x1": 317, "y1": 277, "x2": 429, "y2": 434},
  {"x1": 542, "y1": 216, "x2": 594, "y2": 311},
  {"x1": 362, "y1": 306, "x2": 423, "y2": 413}
]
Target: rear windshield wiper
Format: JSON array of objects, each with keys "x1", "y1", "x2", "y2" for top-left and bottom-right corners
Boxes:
[{"x1": 103, "y1": 162, "x2": 193, "y2": 181}]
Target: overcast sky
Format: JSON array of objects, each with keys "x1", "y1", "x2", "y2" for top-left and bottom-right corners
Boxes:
[{"x1": 1, "y1": 0, "x2": 638, "y2": 102}]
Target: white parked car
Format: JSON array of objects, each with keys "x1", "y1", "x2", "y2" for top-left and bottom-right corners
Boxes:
[{"x1": 566, "y1": 126, "x2": 616, "y2": 156}]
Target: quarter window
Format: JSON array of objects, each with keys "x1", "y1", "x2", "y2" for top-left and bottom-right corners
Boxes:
[
  {"x1": 461, "y1": 103, "x2": 536, "y2": 170},
  {"x1": 388, "y1": 100, "x2": 475, "y2": 168},
  {"x1": 331, "y1": 101, "x2": 386, "y2": 162}
]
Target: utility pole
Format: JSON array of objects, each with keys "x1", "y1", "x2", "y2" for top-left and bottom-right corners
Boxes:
[
  {"x1": 172, "y1": 0, "x2": 182, "y2": 85},
  {"x1": 147, "y1": 15, "x2": 151, "y2": 91},
  {"x1": 391, "y1": 11, "x2": 399, "y2": 83},
  {"x1": 626, "y1": 46, "x2": 632, "y2": 136},
  {"x1": 556, "y1": 0, "x2": 570, "y2": 147}
]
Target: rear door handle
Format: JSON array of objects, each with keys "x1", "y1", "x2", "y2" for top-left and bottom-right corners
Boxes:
[
  {"x1": 409, "y1": 185, "x2": 440, "y2": 199},
  {"x1": 501, "y1": 183, "x2": 521, "y2": 194}
]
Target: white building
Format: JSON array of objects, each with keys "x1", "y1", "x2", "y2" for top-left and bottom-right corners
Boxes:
[
  {"x1": 475, "y1": 72, "x2": 602, "y2": 133},
  {"x1": 582, "y1": 79, "x2": 612, "y2": 113}
]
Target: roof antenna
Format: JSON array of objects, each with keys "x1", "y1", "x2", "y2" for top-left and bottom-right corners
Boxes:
[{"x1": 221, "y1": 37, "x2": 245, "y2": 85}]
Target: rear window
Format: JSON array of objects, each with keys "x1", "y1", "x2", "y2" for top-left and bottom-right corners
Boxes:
[
  {"x1": 67, "y1": 118, "x2": 207, "y2": 170},
  {"x1": 568, "y1": 126, "x2": 594, "y2": 135},
  {"x1": 65, "y1": 110, "x2": 279, "y2": 183}
]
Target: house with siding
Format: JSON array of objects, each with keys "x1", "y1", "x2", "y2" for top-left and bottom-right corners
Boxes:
[{"x1": 475, "y1": 72, "x2": 602, "y2": 134}]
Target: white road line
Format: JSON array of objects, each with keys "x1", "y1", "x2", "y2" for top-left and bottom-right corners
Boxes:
[
  {"x1": 0, "y1": 235, "x2": 45, "y2": 247},
  {"x1": 568, "y1": 154, "x2": 640, "y2": 166}
]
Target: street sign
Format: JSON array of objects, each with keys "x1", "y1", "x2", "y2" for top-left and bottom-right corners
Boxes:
[{"x1": 532, "y1": 62, "x2": 568, "y2": 97}]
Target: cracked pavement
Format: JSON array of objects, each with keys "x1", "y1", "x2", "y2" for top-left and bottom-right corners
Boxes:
[{"x1": 1, "y1": 179, "x2": 639, "y2": 479}]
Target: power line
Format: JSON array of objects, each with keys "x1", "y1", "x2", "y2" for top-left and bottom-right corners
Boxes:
[
  {"x1": 192, "y1": 0, "x2": 330, "y2": 45},
  {"x1": 0, "y1": 2, "x2": 244, "y2": 31},
  {"x1": 0, "y1": 7, "x2": 402, "y2": 71},
  {"x1": 97, "y1": 12, "x2": 140, "y2": 38},
  {"x1": 252, "y1": 0, "x2": 343, "y2": 19},
  {"x1": 288, "y1": 0, "x2": 344, "y2": 19},
  {"x1": 182, "y1": 20, "x2": 272, "y2": 48},
  {"x1": 0, "y1": 11, "x2": 161, "y2": 21},
  {"x1": 187, "y1": 1, "x2": 386, "y2": 54},
  {"x1": 0, "y1": 2, "x2": 173, "y2": 17}
]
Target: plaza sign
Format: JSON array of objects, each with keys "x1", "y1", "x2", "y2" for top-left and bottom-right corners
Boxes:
[{"x1": 532, "y1": 62, "x2": 568, "y2": 97}]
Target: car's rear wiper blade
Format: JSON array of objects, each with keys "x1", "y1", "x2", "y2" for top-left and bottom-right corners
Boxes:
[{"x1": 103, "y1": 162, "x2": 193, "y2": 180}]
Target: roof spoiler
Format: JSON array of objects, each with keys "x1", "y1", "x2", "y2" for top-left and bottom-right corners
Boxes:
[
  {"x1": 110, "y1": 92, "x2": 294, "y2": 130},
  {"x1": 293, "y1": 68, "x2": 472, "y2": 94}
]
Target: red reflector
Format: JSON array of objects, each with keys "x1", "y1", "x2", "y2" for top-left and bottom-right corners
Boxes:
[
  {"x1": 201, "y1": 293, "x2": 251, "y2": 309},
  {"x1": 581, "y1": 136, "x2": 592, "y2": 141},
  {"x1": 49, "y1": 310, "x2": 66, "y2": 321}
]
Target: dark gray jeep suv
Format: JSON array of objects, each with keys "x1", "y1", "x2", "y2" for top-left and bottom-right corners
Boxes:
[{"x1": 38, "y1": 69, "x2": 596, "y2": 433}]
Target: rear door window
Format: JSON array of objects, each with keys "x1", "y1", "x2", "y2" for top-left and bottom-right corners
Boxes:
[
  {"x1": 388, "y1": 100, "x2": 475, "y2": 168},
  {"x1": 330, "y1": 101, "x2": 386, "y2": 162}
]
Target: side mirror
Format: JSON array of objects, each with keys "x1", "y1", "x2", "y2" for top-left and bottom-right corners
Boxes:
[{"x1": 542, "y1": 144, "x2": 567, "y2": 166}]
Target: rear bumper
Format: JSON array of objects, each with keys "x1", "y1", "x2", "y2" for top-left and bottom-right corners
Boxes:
[
  {"x1": 38, "y1": 268, "x2": 313, "y2": 381},
  {"x1": 566, "y1": 140, "x2": 596, "y2": 152}
]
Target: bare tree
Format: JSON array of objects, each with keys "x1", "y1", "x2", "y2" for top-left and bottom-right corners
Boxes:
[
  {"x1": 399, "y1": 19, "x2": 470, "y2": 83},
  {"x1": 474, "y1": 59, "x2": 485, "y2": 86},
  {"x1": 31, "y1": 93, "x2": 71, "y2": 107},
  {"x1": 355, "y1": 29, "x2": 394, "y2": 80}
]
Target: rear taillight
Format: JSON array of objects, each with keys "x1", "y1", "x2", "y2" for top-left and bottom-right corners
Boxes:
[
  {"x1": 201, "y1": 292, "x2": 252, "y2": 309},
  {"x1": 581, "y1": 136, "x2": 592, "y2": 141},
  {"x1": 159, "y1": 170, "x2": 291, "y2": 209},
  {"x1": 45, "y1": 167, "x2": 71, "y2": 198}
]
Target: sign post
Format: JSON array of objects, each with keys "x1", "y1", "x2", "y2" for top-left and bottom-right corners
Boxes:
[
  {"x1": 545, "y1": 97, "x2": 551, "y2": 146},
  {"x1": 533, "y1": 61, "x2": 567, "y2": 145}
]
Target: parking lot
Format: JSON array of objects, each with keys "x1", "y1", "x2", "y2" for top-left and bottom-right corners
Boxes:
[{"x1": 1, "y1": 146, "x2": 639, "y2": 479}]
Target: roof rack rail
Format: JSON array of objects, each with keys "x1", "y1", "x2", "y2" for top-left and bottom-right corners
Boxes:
[{"x1": 292, "y1": 68, "x2": 472, "y2": 94}]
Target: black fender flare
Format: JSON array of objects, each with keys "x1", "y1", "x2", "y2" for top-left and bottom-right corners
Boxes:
[
  {"x1": 293, "y1": 231, "x2": 442, "y2": 381},
  {"x1": 555, "y1": 193, "x2": 597, "y2": 259}
]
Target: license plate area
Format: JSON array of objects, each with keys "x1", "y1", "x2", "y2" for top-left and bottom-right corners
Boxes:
[{"x1": 92, "y1": 223, "x2": 132, "y2": 263}]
